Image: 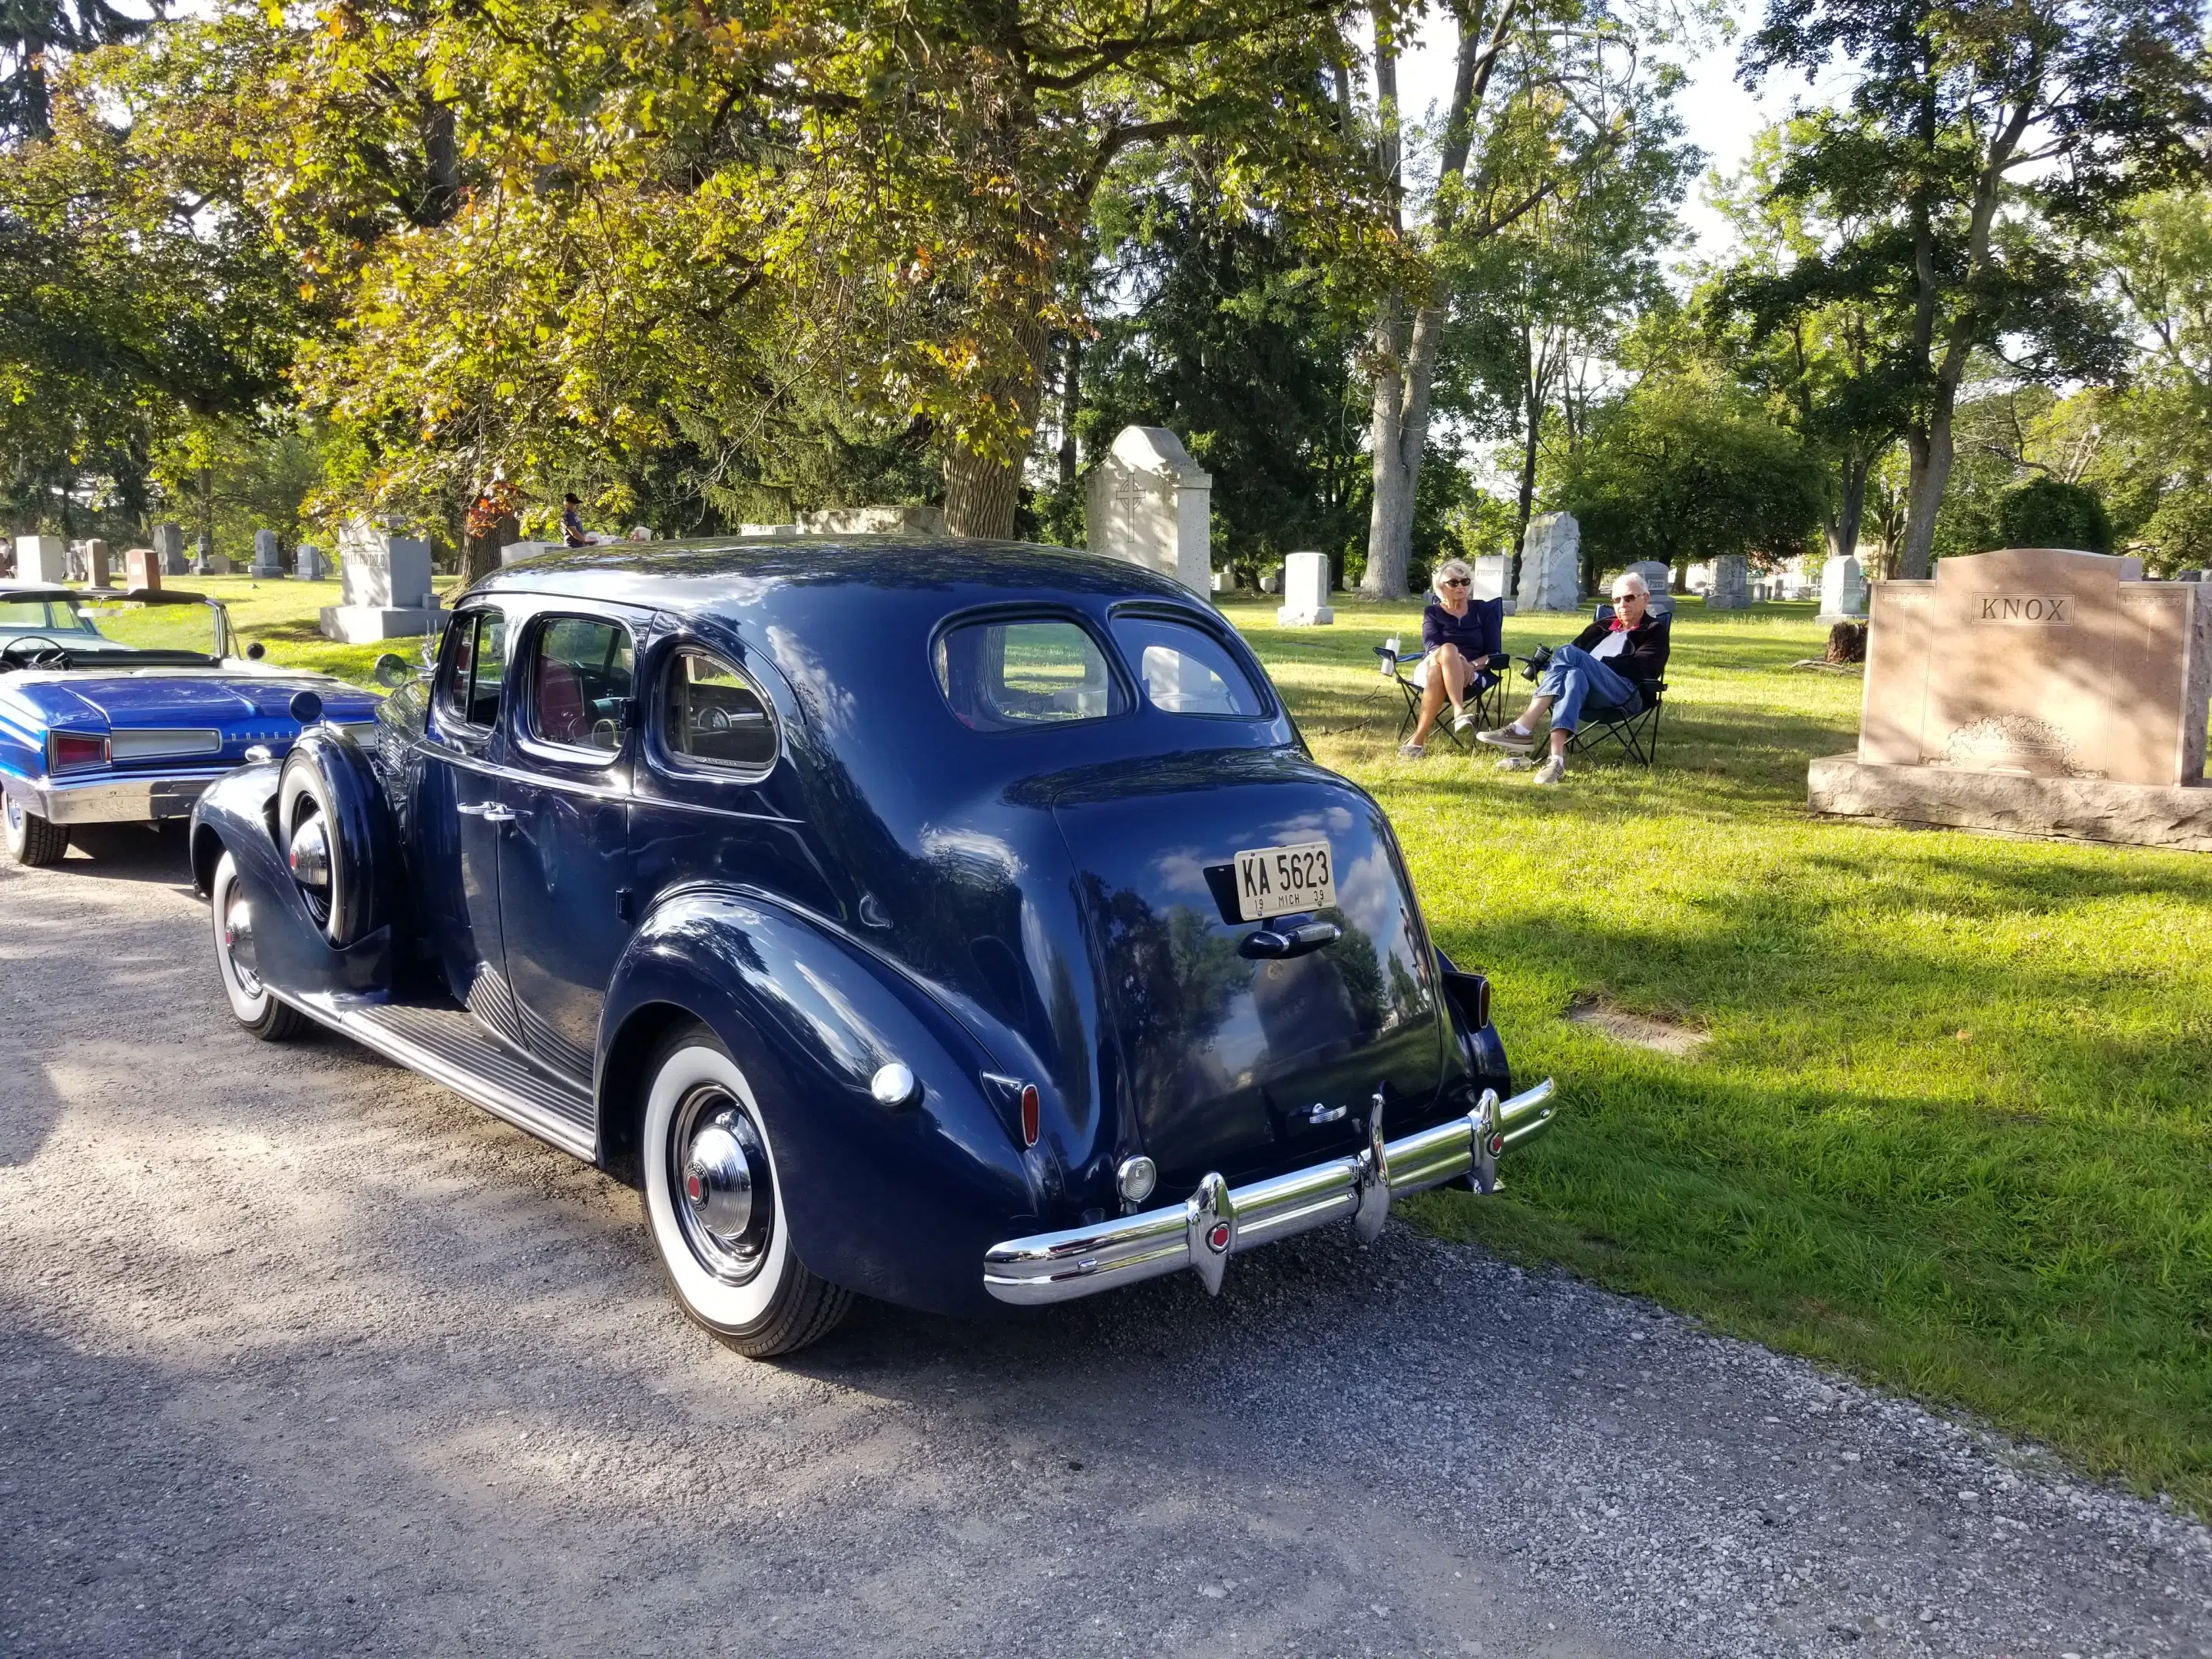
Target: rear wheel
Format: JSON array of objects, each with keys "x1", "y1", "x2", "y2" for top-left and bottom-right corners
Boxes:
[
  {"x1": 4, "y1": 793, "x2": 68, "y2": 866},
  {"x1": 640, "y1": 1025, "x2": 851, "y2": 1357},
  {"x1": 209, "y1": 850, "x2": 306, "y2": 1041}
]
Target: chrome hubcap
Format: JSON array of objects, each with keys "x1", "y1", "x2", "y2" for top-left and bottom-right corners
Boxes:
[
  {"x1": 289, "y1": 813, "x2": 330, "y2": 888},
  {"x1": 670, "y1": 1087, "x2": 773, "y2": 1283},
  {"x1": 220, "y1": 891, "x2": 262, "y2": 995}
]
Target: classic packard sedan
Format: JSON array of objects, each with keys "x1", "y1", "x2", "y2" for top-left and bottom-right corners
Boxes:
[
  {"x1": 189, "y1": 539, "x2": 1555, "y2": 1356},
  {"x1": 1, "y1": 583, "x2": 381, "y2": 866}
]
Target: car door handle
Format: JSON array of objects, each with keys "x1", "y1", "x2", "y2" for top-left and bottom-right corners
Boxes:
[{"x1": 458, "y1": 802, "x2": 517, "y2": 823}]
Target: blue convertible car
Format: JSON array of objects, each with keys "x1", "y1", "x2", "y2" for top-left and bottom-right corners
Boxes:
[
  {"x1": 1, "y1": 583, "x2": 381, "y2": 866},
  {"x1": 188, "y1": 539, "x2": 1555, "y2": 1356}
]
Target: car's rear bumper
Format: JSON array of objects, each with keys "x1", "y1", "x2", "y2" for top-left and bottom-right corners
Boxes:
[
  {"x1": 4, "y1": 769, "x2": 226, "y2": 825},
  {"x1": 982, "y1": 1079, "x2": 1557, "y2": 1306}
]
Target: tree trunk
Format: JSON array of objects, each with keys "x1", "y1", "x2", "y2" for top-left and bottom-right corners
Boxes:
[
  {"x1": 1829, "y1": 453, "x2": 1869, "y2": 566},
  {"x1": 1360, "y1": 302, "x2": 1445, "y2": 597},
  {"x1": 1898, "y1": 397, "x2": 1955, "y2": 580},
  {"x1": 1511, "y1": 378, "x2": 1541, "y2": 593},
  {"x1": 943, "y1": 321, "x2": 1048, "y2": 539},
  {"x1": 1057, "y1": 336, "x2": 1080, "y2": 487}
]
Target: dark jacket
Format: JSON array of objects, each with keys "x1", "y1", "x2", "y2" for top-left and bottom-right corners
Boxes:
[
  {"x1": 1422, "y1": 597, "x2": 1503, "y2": 664},
  {"x1": 1571, "y1": 611, "x2": 1670, "y2": 693}
]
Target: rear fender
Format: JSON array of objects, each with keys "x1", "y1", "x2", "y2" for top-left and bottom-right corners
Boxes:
[
  {"x1": 600, "y1": 887, "x2": 1038, "y2": 1318},
  {"x1": 189, "y1": 763, "x2": 395, "y2": 1001}
]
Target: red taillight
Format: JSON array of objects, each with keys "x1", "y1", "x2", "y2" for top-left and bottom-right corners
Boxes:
[
  {"x1": 1019, "y1": 1083, "x2": 1040, "y2": 1148},
  {"x1": 48, "y1": 733, "x2": 108, "y2": 773}
]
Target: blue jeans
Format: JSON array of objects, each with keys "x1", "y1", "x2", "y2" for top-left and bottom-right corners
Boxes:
[{"x1": 1540, "y1": 644, "x2": 1638, "y2": 732}]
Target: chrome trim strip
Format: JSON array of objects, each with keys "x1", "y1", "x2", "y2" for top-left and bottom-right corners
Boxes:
[{"x1": 982, "y1": 1079, "x2": 1556, "y2": 1307}]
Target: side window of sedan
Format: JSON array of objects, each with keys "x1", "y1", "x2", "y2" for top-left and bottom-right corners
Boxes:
[
  {"x1": 661, "y1": 649, "x2": 777, "y2": 777},
  {"x1": 526, "y1": 616, "x2": 635, "y2": 756},
  {"x1": 438, "y1": 610, "x2": 508, "y2": 730}
]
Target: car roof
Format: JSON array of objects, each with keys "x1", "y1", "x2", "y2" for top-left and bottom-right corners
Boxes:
[{"x1": 469, "y1": 535, "x2": 1207, "y2": 616}]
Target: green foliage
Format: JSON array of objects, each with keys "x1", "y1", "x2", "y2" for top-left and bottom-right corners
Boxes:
[
  {"x1": 1071, "y1": 179, "x2": 1367, "y2": 578},
  {"x1": 1555, "y1": 378, "x2": 1827, "y2": 575},
  {"x1": 1994, "y1": 477, "x2": 2111, "y2": 555}
]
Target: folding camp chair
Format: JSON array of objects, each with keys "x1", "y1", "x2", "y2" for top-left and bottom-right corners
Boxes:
[
  {"x1": 1376, "y1": 644, "x2": 1509, "y2": 751},
  {"x1": 1560, "y1": 604, "x2": 1667, "y2": 767}
]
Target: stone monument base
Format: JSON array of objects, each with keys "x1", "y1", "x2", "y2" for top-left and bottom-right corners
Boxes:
[
  {"x1": 1814, "y1": 610, "x2": 1867, "y2": 626},
  {"x1": 1807, "y1": 754, "x2": 2212, "y2": 852},
  {"x1": 320, "y1": 604, "x2": 442, "y2": 644},
  {"x1": 1275, "y1": 604, "x2": 1334, "y2": 627}
]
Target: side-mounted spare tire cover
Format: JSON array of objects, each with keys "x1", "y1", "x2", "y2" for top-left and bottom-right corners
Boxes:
[{"x1": 276, "y1": 723, "x2": 396, "y2": 949}]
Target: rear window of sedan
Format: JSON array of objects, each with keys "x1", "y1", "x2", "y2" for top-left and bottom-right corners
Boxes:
[{"x1": 935, "y1": 618, "x2": 1128, "y2": 730}]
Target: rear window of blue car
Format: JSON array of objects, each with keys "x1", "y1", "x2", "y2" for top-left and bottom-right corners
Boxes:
[
  {"x1": 1108, "y1": 615, "x2": 1267, "y2": 717},
  {"x1": 935, "y1": 618, "x2": 1128, "y2": 730}
]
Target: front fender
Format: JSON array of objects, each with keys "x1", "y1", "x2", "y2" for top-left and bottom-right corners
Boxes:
[
  {"x1": 189, "y1": 763, "x2": 395, "y2": 1002},
  {"x1": 600, "y1": 887, "x2": 1041, "y2": 1318}
]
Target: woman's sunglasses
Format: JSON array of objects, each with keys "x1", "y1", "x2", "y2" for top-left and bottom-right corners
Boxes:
[{"x1": 1440, "y1": 577, "x2": 1471, "y2": 588}]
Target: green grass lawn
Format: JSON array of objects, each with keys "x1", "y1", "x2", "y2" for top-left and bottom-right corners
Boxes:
[
  {"x1": 1230, "y1": 591, "x2": 2212, "y2": 1515},
  {"x1": 213, "y1": 570, "x2": 2212, "y2": 1509}
]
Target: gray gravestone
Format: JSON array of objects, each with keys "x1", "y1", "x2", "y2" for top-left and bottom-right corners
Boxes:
[
  {"x1": 1086, "y1": 426, "x2": 1212, "y2": 597},
  {"x1": 153, "y1": 523, "x2": 187, "y2": 576},
  {"x1": 320, "y1": 519, "x2": 440, "y2": 642},
  {"x1": 1623, "y1": 559, "x2": 1674, "y2": 615},
  {"x1": 251, "y1": 528, "x2": 285, "y2": 578},
  {"x1": 296, "y1": 545, "x2": 327, "y2": 581},
  {"x1": 1707, "y1": 554, "x2": 1751, "y2": 610},
  {"x1": 1816, "y1": 553, "x2": 1869, "y2": 622},
  {"x1": 1515, "y1": 512, "x2": 1581, "y2": 613},
  {"x1": 84, "y1": 539, "x2": 111, "y2": 588}
]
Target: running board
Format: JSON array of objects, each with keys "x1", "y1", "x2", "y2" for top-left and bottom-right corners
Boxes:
[{"x1": 289, "y1": 994, "x2": 598, "y2": 1161}]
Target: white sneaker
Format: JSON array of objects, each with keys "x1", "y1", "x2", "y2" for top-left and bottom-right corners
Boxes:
[
  {"x1": 1398, "y1": 741, "x2": 1426, "y2": 759},
  {"x1": 1452, "y1": 711, "x2": 1476, "y2": 733},
  {"x1": 1532, "y1": 755, "x2": 1566, "y2": 785}
]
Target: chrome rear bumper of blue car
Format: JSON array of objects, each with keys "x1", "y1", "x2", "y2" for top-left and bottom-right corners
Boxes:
[
  {"x1": 5, "y1": 770, "x2": 226, "y2": 825},
  {"x1": 982, "y1": 1079, "x2": 1557, "y2": 1306}
]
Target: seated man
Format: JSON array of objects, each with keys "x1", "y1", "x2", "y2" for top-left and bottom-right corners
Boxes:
[
  {"x1": 1399, "y1": 558, "x2": 1505, "y2": 757},
  {"x1": 1477, "y1": 570, "x2": 1669, "y2": 783}
]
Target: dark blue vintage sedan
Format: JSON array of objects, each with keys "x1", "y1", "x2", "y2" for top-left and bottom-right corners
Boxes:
[
  {"x1": 1, "y1": 584, "x2": 382, "y2": 866},
  {"x1": 189, "y1": 539, "x2": 1555, "y2": 1355}
]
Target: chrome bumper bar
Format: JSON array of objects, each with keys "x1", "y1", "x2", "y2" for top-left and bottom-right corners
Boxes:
[
  {"x1": 982, "y1": 1079, "x2": 1557, "y2": 1306},
  {"x1": 4, "y1": 770, "x2": 224, "y2": 825}
]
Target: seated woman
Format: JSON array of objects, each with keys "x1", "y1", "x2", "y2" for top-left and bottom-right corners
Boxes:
[
  {"x1": 1477, "y1": 571, "x2": 1669, "y2": 784},
  {"x1": 1399, "y1": 558, "x2": 1505, "y2": 758}
]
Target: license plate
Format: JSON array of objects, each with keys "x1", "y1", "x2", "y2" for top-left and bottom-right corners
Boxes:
[{"x1": 1233, "y1": 841, "x2": 1336, "y2": 922}]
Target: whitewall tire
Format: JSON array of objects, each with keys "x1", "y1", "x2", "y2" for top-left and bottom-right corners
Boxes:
[
  {"x1": 210, "y1": 851, "x2": 306, "y2": 1041},
  {"x1": 641, "y1": 1026, "x2": 851, "y2": 1357}
]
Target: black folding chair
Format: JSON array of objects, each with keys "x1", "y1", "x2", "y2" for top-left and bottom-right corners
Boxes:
[
  {"x1": 1564, "y1": 681, "x2": 1665, "y2": 765},
  {"x1": 1377, "y1": 646, "x2": 1509, "y2": 750},
  {"x1": 1559, "y1": 603, "x2": 1667, "y2": 767}
]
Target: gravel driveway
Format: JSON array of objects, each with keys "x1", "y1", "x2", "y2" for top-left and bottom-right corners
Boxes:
[{"x1": 4, "y1": 827, "x2": 2208, "y2": 1659}]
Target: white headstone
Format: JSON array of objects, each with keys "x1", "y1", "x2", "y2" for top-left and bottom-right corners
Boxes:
[
  {"x1": 1515, "y1": 512, "x2": 1581, "y2": 612},
  {"x1": 1276, "y1": 551, "x2": 1335, "y2": 626},
  {"x1": 1817, "y1": 554, "x2": 1869, "y2": 622},
  {"x1": 153, "y1": 523, "x2": 187, "y2": 576},
  {"x1": 1085, "y1": 426, "x2": 1211, "y2": 597},
  {"x1": 1623, "y1": 560, "x2": 1674, "y2": 615},
  {"x1": 18, "y1": 535, "x2": 68, "y2": 586},
  {"x1": 1707, "y1": 553, "x2": 1751, "y2": 610},
  {"x1": 500, "y1": 539, "x2": 559, "y2": 566},
  {"x1": 124, "y1": 547, "x2": 161, "y2": 591},
  {"x1": 251, "y1": 528, "x2": 285, "y2": 578},
  {"x1": 1469, "y1": 555, "x2": 1516, "y2": 614}
]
